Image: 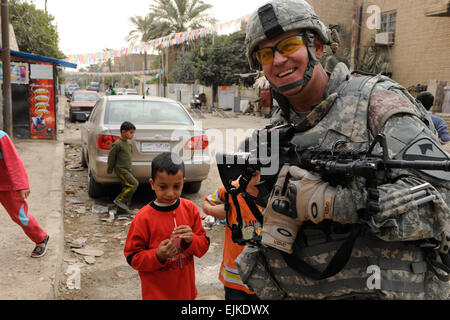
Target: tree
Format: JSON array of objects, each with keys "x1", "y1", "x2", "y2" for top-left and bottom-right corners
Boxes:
[
  {"x1": 9, "y1": 0, "x2": 65, "y2": 59},
  {"x1": 148, "y1": 0, "x2": 216, "y2": 36},
  {"x1": 188, "y1": 31, "x2": 252, "y2": 104},
  {"x1": 126, "y1": 14, "x2": 155, "y2": 70},
  {"x1": 170, "y1": 50, "x2": 194, "y2": 83},
  {"x1": 354, "y1": 37, "x2": 392, "y2": 77},
  {"x1": 146, "y1": 0, "x2": 217, "y2": 93},
  {"x1": 101, "y1": 48, "x2": 114, "y2": 72}
]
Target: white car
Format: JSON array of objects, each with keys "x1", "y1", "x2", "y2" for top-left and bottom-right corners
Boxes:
[{"x1": 125, "y1": 88, "x2": 139, "y2": 95}]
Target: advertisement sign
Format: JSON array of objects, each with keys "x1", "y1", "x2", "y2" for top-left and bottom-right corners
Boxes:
[
  {"x1": 0, "y1": 61, "x2": 29, "y2": 84},
  {"x1": 28, "y1": 63, "x2": 56, "y2": 139}
]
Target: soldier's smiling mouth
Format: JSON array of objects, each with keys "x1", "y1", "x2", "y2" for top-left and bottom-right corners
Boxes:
[{"x1": 277, "y1": 68, "x2": 295, "y2": 78}]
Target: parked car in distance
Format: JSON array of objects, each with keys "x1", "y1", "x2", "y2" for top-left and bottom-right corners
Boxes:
[
  {"x1": 68, "y1": 90, "x2": 101, "y2": 122},
  {"x1": 87, "y1": 81, "x2": 100, "y2": 92},
  {"x1": 125, "y1": 88, "x2": 139, "y2": 95},
  {"x1": 80, "y1": 95, "x2": 211, "y2": 197},
  {"x1": 115, "y1": 88, "x2": 126, "y2": 95},
  {"x1": 66, "y1": 85, "x2": 80, "y2": 98}
]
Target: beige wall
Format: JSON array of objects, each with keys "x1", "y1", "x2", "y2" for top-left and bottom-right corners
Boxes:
[
  {"x1": 308, "y1": 0, "x2": 355, "y2": 28},
  {"x1": 113, "y1": 54, "x2": 158, "y2": 72},
  {"x1": 358, "y1": 0, "x2": 450, "y2": 87}
]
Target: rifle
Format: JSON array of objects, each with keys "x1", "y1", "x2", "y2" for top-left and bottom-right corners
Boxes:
[
  {"x1": 217, "y1": 124, "x2": 450, "y2": 208},
  {"x1": 216, "y1": 124, "x2": 450, "y2": 274}
]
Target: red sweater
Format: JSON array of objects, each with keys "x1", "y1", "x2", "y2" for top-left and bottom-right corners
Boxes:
[
  {"x1": 0, "y1": 130, "x2": 29, "y2": 191},
  {"x1": 124, "y1": 198, "x2": 210, "y2": 300}
]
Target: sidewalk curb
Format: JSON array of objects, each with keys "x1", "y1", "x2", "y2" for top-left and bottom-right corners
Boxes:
[{"x1": 47, "y1": 140, "x2": 65, "y2": 299}]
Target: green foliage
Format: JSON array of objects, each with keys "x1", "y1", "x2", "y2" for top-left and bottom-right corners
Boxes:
[
  {"x1": 354, "y1": 37, "x2": 392, "y2": 76},
  {"x1": 9, "y1": 0, "x2": 65, "y2": 59},
  {"x1": 148, "y1": 0, "x2": 216, "y2": 36},
  {"x1": 126, "y1": 14, "x2": 155, "y2": 45},
  {"x1": 170, "y1": 50, "x2": 195, "y2": 83},
  {"x1": 190, "y1": 32, "x2": 252, "y2": 87}
]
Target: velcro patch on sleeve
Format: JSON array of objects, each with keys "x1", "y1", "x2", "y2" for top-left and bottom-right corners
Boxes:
[{"x1": 368, "y1": 90, "x2": 418, "y2": 136}]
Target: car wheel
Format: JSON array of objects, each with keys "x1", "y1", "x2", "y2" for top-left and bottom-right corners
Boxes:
[
  {"x1": 183, "y1": 181, "x2": 202, "y2": 194},
  {"x1": 69, "y1": 110, "x2": 75, "y2": 123},
  {"x1": 88, "y1": 168, "x2": 103, "y2": 198},
  {"x1": 80, "y1": 148, "x2": 88, "y2": 168}
]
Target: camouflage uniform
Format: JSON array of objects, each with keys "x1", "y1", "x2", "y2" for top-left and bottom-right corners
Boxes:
[{"x1": 235, "y1": 0, "x2": 450, "y2": 300}]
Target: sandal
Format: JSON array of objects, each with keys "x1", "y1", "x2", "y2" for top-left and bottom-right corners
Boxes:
[{"x1": 31, "y1": 235, "x2": 50, "y2": 258}]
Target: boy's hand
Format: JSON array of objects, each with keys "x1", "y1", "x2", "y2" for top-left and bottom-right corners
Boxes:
[
  {"x1": 18, "y1": 189, "x2": 30, "y2": 200},
  {"x1": 173, "y1": 225, "x2": 193, "y2": 244},
  {"x1": 156, "y1": 239, "x2": 178, "y2": 264}
]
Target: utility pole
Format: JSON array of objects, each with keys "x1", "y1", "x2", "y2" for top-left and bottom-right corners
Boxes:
[
  {"x1": 45, "y1": 0, "x2": 47, "y2": 13},
  {"x1": 349, "y1": 0, "x2": 360, "y2": 72},
  {"x1": 1, "y1": 0, "x2": 12, "y2": 135}
]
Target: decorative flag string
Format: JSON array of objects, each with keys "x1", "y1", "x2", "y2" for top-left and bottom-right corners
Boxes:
[{"x1": 65, "y1": 15, "x2": 250, "y2": 66}]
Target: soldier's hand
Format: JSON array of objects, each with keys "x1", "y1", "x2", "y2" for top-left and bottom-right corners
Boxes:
[
  {"x1": 261, "y1": 165, "x2": 335, "y2": 254},
  {"x1": 287, "y1": 166, "x2": 335, "y2": 224}
]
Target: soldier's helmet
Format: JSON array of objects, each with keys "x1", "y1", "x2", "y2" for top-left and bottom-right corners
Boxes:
[{"x1": 246, "y1": 0, "x2": 330, "y2": 70}]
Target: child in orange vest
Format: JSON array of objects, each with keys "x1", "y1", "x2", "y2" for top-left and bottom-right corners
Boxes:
[{"x1": 203, "y1": 169, "x2": 262, "y2": 300}]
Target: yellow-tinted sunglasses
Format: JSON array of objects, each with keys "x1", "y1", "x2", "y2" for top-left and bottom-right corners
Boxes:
[{"x1": 255, "y1": 35, "x2": 305, "y2": 65}]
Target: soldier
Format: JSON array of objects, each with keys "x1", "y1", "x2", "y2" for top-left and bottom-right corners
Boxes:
[{"x1": 235, "y1": 0, "x2": 450, "y2": 299}]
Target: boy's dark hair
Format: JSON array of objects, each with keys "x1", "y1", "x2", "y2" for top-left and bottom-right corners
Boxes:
[
  {"x1": 120, "y1": 121, "x2": 136, "y2": 132},
  {"x1": 417, "y1": 92, "x2": 434, "y2": 111},
  {"x1": 151, "y1": 152, "x2": 185, "y2": 179}
]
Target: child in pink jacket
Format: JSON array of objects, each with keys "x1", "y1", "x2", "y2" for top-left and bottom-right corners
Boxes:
[{"x1": 0, "y1": 130, "x2": 49, "y2": 258}]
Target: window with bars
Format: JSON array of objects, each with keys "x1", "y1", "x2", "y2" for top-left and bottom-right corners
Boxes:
[{"x1": 378, "y1": 10, "x2": 397, "y2": 33}]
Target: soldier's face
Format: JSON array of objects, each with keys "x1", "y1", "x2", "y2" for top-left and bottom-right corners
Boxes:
[{"x1": 259, "y1": 30, "x2": 324, "y2": 96}]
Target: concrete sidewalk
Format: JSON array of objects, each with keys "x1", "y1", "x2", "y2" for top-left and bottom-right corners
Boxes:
[
  {"x1": 0, "y1": 139, "x2": 65, "y2": 299},
  {"x1": 0, "y1": 100, "x2": 66, "y2": 299}
]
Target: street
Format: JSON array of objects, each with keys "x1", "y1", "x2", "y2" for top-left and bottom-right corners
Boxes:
[{"x1": 56, "y1": 99, "x2": 271, "y2": 299}]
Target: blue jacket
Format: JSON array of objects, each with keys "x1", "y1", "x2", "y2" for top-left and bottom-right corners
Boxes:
[{"x1": 431, "y1": 114, "x2": 450, "y2": 142}]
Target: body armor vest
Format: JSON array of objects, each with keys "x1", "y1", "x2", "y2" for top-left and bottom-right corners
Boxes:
[{"x1": 235, "y1": 64, "x2": 448, "y2": 300}]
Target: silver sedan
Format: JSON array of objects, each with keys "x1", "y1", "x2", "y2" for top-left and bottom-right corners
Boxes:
[{"x1": 81, "y1": 95, "x2": 211, "y2": 198}]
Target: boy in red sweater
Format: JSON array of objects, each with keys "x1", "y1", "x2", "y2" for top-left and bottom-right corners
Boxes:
[
  {"x1": 0, "y1": 130, "x2": 49, "y2": 258},
  {"x1": 124, "y1": 152, "x2": 210, "y2": 300}
]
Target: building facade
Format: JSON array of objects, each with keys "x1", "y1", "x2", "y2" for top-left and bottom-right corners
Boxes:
[
  {"x1": 113, "y1": 53, "x2": 158, "y2": 72},
  {"x1": 309, "y1": 0, "x2": 450, "y2": 89}
]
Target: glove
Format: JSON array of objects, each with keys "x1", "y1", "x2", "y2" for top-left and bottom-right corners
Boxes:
[{"x1": 261, "y1": 165, "x2": 335, "y2": 254}]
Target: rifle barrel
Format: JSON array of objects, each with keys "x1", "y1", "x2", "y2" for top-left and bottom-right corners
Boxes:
[{"x1": 385, "y1": 160, "x2": 450, "y2": 171}]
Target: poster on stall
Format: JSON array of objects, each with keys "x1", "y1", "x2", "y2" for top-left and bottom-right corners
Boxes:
[
  {"x1": 28, "y1": 62, "x2": 56, "y2": 139},
  {"x1": 0, "y1": 61, "x2": 29, "y2": 84}
]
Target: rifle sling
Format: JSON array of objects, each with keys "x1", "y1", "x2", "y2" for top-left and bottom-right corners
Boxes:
[
  {"x1": 242, "y1": 191, "x2": 264, "y2": 225},
  {"x1": 281, "y1": 224, "x2": 361, "y2": 280},
  {"x1": 225, "y1": 189, "x2": 263, "y2": 230}
]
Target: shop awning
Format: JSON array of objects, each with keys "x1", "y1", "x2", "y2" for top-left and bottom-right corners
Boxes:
[{"x1": 10, "y1": 50, "x2": 77, "y2": 69}]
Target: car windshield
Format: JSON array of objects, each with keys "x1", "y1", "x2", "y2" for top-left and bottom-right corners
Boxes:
[
  {"x1": 73, "y1": 93, "x2": 100, "y2": 101},
  {"x1": 115, "y1": 88, "x2": 125, "y2": 93},
  {"x1": 105, "y1": 100, "x2": 194, "y2": 125}
]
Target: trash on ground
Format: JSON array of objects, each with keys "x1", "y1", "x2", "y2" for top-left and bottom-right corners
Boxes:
[
  {"x1": 70, "y1": 238, "x2": 87, "y2": 248},
  {"x1": 66, "y1": 198, "x2": 83, "y2": 204},
  {"x1": 66, "y1": 163, "x2": 84, "y2": 171},
  {"x1": 91, "y1": 204, "x2": 109, "y2": 214},
  {"x1": 65, "y1": 265, "x2": 81, "y2": 290},
  {"x1": 72, "y1": 248, "x2": 105, "y2": 257},
  {"x1": 84, "y1": 256, "x2": 96, "y2": 265}
]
